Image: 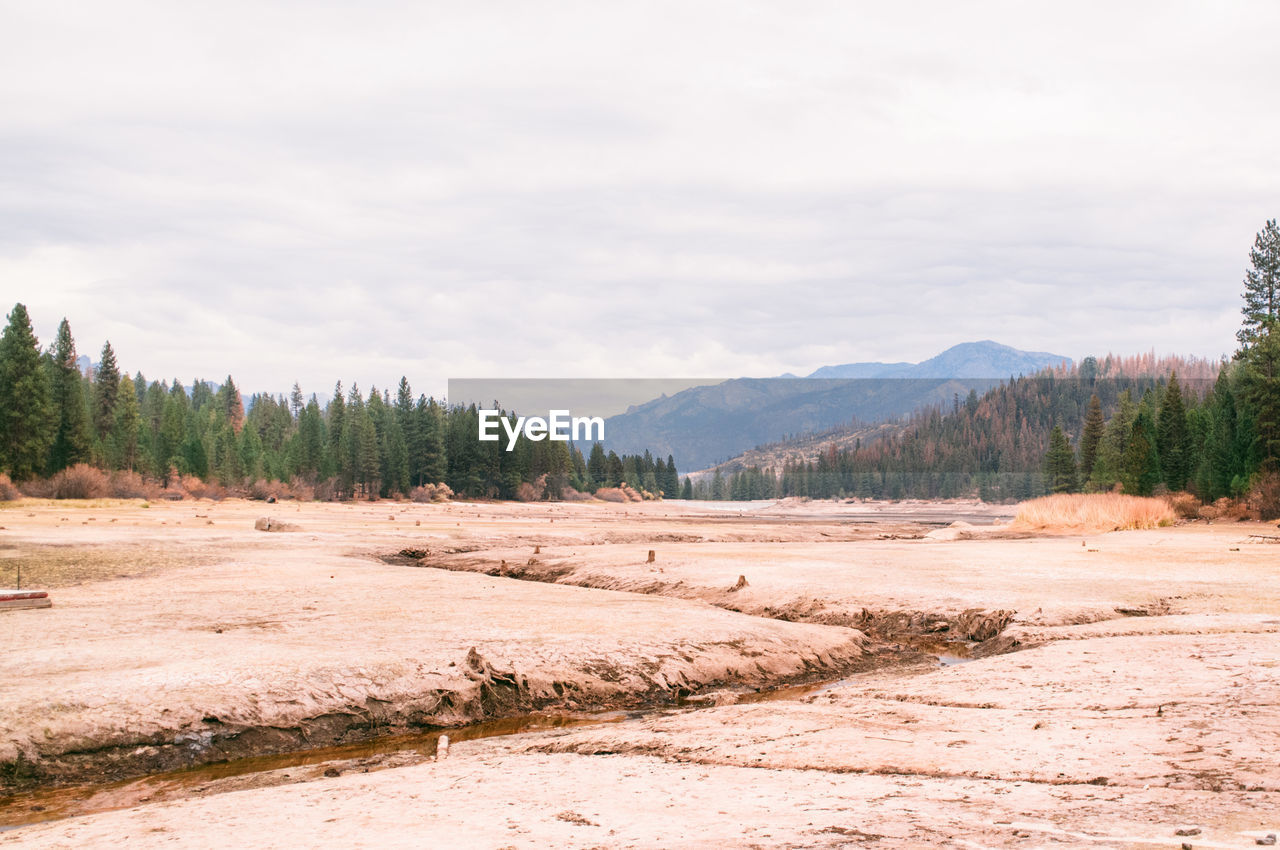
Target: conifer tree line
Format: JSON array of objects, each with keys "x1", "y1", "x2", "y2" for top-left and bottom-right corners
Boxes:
[
  {"x1": 0, "y1": 308, "x2": 679, "y2": 500},
  {"x1": 693, "y1": 220, "x2": 1280, "y2": 507}
]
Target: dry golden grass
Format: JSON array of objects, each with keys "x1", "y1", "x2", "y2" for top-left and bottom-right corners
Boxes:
[
  {"x1": 1013, "y1": 493, "x2": 1176, "y2": 532},
  {"x1": 0, "y1": 542, "x2": 216, "y2": 588}
]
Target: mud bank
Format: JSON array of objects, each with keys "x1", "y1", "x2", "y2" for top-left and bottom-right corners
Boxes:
[{"x1": 0, "y1": 502, "x2": 879, "y2": 792}]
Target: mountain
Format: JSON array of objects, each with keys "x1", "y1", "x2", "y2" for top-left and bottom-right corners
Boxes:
[
  {"x1": 603, "y1": 342, "x2": 1071, "y2": 472},
  {"x1": 808, "y1": 341, "x2": 1071, "y2": 379}
]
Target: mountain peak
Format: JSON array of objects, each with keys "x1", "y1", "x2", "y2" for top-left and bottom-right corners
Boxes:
[{"x1": 807, "y1": 341, "x2": 1071, "y2": 380}]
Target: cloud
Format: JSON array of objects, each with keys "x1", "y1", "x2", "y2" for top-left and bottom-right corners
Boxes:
[{"x1": 2, "y1": 1, "x2": 1277, "y2": 398}]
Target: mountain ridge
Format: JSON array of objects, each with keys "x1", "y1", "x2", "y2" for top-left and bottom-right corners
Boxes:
[{"x1": 807, "y1": 340, "x2": 1072, "y2": 379}]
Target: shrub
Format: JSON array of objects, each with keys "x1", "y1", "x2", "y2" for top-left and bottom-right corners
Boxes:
[
  {"x1": 409, "y1": 483, "x2": 453, "y2": 503},
  {"x1": 1247, "y1": 470, "x2": 1280, "y2": 521},
  {"x1": 516, "y1": 474, "x2": 547, "y2": 502},
  {"x1": 0, "y1": 473, "x2": 20, "y2": 501},
  {"x1": 46, "y1": 464, "x2": 111, "y2": 499},
  {"x1": 249, "y1": 479, "x2": 289, "y2": 501},
  {"x1": 108, "y1": 470, "x2": 152, "y2": 499},
  {"x1": 1161, "y1": 491, "x2": 1202, "y2": 520},
  {"x1": 1200, "y1": 497, "x2": 1250, "y2": 522},
  {"x1": 289, "y1": 479, "x2": 316, "y2": 502},
  {"x1": 593, "y1": 486, "x2": 643, "y2": 503},
  {"x1": 18, "y1": 477, "x2": 55, "y2": 498},
  {"x1": 314, "y1": 478, "x2": 339, "y2": 502},
  {"x1": 1013, "y1": 493, "x2": 1176, "y2": 532}
]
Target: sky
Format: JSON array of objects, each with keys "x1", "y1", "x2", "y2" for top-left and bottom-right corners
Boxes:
[{"x1": 2, "y1": 1, "x2": 1278, "y2": 398}]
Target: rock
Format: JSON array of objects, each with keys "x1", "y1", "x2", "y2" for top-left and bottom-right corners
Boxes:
[
  {"x1": 254, "y1": 517, "x2": 301, "y2": 532},
  {"x1": 1257, "y1": 835, "x2": 1276, "y2": 846},
  {"x1": 1175, "y1": 828, "x2": 1200, "y2": 836},
  {"x1": 729, "y1": 575, "x2": 748, "y2": 592},
  {"x1": 647, "y1": 549, "x2": 655, "y2": 563},
  {"x1": 322, "y1": 767, "x2": 341, "y2": 778}
]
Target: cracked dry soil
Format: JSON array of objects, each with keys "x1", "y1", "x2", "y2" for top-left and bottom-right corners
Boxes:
[{"x1": 2, "y1": 497, "x2": 1279, "y2": 847}]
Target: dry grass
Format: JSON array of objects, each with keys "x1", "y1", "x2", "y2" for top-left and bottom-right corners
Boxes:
[
  {"x1": 1013, "y1": 493, "x2": 1177, "y2": 532},
  {"x1": 0, "y1": 542, "x2": 217, "y2": 588},
  {"x1": 1161, "y1": 491, "x2": 1202, "y2": 520}
]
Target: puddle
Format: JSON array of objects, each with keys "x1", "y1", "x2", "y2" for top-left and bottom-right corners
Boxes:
[{"x1": 0, "y1": 711, "x2": 627, "y2": 832}]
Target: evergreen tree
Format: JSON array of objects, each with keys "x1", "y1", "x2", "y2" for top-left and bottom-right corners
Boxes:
[
  {"x1": 586, "y1": 443, "x2": 607, "y2": 489},
  {"x1": 711, "y1": 467, "x2": 726, "y2": 500},
  {"x1": 92, "y1": 340, "x2": 120, "y2": 441},
  {"x1": 417, "y1": 396, "x2": 446, "y2": 485},
  {"x1": 326, "y1": 382, "x2": 346, "y2": 482},
  {"x1": 157, "y1": 386, "x2": 188, "y2": 480},
  {"x1": 289, "y1": 382, "x2": 304, "y2": 419},
  {"x1": 1240, "y1": 325, "x2": 1280, "y2": 468},
  {"x1": 112, "y1": 374, "x2": 141, "y2": 471},
  {"x1": 1078, "y1": 393, "x2": 1105, "y2": 483},
  {"x1": 0, "y1": 304, "x2": 53, "y2": 479},
  {"x1": 217, "y1": 375, "x2": 245, "y2": 434},
  {"x1": 1121, "y1": 410, "x2": 1161, "y2": 496},
  {"x1": 1156, "y1": 373, "x2": 1189, "y2": 489},
  {"x1": 605, "y1": 451, "x2": 624, "y2": 488},
  {"x1": 46, "y1": 318, "x2": 91, "y2": 473},
  {"x1": 680, "y1": 476, "x2": 693, "y2": 499},
  {"x1": 1238, "y1": 218, "x2": 1280, "y2": 347},
  {"x1": 1044, "y1": 425, "x2": 1078, "y2": 493},
  {"x1": 1089, "y1": 391, "x2": 1135, "y2": 492},
  {"x1": 664, "y1": 454, "x2": 680, "y2": 495}
]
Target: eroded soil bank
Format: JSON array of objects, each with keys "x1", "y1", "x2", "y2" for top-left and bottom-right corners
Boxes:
[
  {"x1": 0, "y1": 502, "x2": 880, "y2": 790},
  {"x1": 3, "y1": 498, "x2": 1279, "y2": 847}
]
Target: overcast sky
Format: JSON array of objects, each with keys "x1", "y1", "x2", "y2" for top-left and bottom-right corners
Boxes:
[{"x1": 2, "y1": 1, "x2": 1277, "y2": 398}]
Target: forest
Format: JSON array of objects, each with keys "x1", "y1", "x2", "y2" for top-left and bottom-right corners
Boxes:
[
  {"x1": 0, "y1": 310, "x2": 679, "y2": 501},
  {"x1": 2, "y1": 220, "x2": 1277, "y2": 508},
  {"x1": 695, "y1": 221, "x2": 1280, "y2": 511}
]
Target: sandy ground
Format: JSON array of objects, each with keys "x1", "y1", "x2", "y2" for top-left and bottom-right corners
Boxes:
[{"x1": 2, "y1": 497, "x2": 1278, "y2": 847}]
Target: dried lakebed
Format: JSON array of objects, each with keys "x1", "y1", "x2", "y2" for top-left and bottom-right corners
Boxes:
[{"x1": 2, "y1": 499, "x2": 1279, "y2": 847}]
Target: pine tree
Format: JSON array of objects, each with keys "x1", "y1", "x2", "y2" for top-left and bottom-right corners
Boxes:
[
  {"x1": 217, "y1": 375, "x2": 244, "y2": 433},
  {"x1": 586, "y1": 443, "x2": 606, "y2": 489},
  {"x1": 46, "y1": 318, "x2": 91, "y2": 473},
  {"x1": 1238, "y1": 218, "x2": 1280, "y2": 347},
  {"x1": 1078, "y1": 393, "x2": 1105, "y2": 484},
  {"x1": 1121, "y1": 410, "x2": 1161, "y2": 496},
  {"x1": 1156, "y1": 373, "x2": 1189, "y2": 489},
  {"x1": 92, "y1": 341, "x2": 120, "y2": 441},
  {"x1": 417, "y1": 396, "x2": 446, "y2": 485},
  {"x1": 1044, "y1": 425, "x2": 1078, "y2": 493},
  {"x1": 1241, "y1": 325, "x2": 1280, "y2": 468},
  {"x1": 112, "y1": 374, "x2": 141, "y2": 471},
  {"x1": 680, "y1": 476, "x2": 693, "y2": 499},
  {"x1": 0, "y1": 304, "x2": 53, "y2": 480}
]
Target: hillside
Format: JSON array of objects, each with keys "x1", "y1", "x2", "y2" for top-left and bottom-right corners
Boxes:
[
  {"x1": 603, "y1": 342, "x2": 1069, "y2": 471},
  {"x1": 695, "y1": 353, "x2": 1234, "y2": 502}
]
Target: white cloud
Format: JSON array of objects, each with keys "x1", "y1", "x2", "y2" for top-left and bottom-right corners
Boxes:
[{"x1": 2, "y1": 0, "x2": 1276, "y2": 397}]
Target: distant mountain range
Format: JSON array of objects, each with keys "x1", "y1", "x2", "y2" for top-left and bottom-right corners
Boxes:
[
  {"x1": 806, "y1": 340, "x2": 1071, "y2": 379},
  {"x1": 603, "y1": 342, "x2": 1072, "y2": 472}
]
